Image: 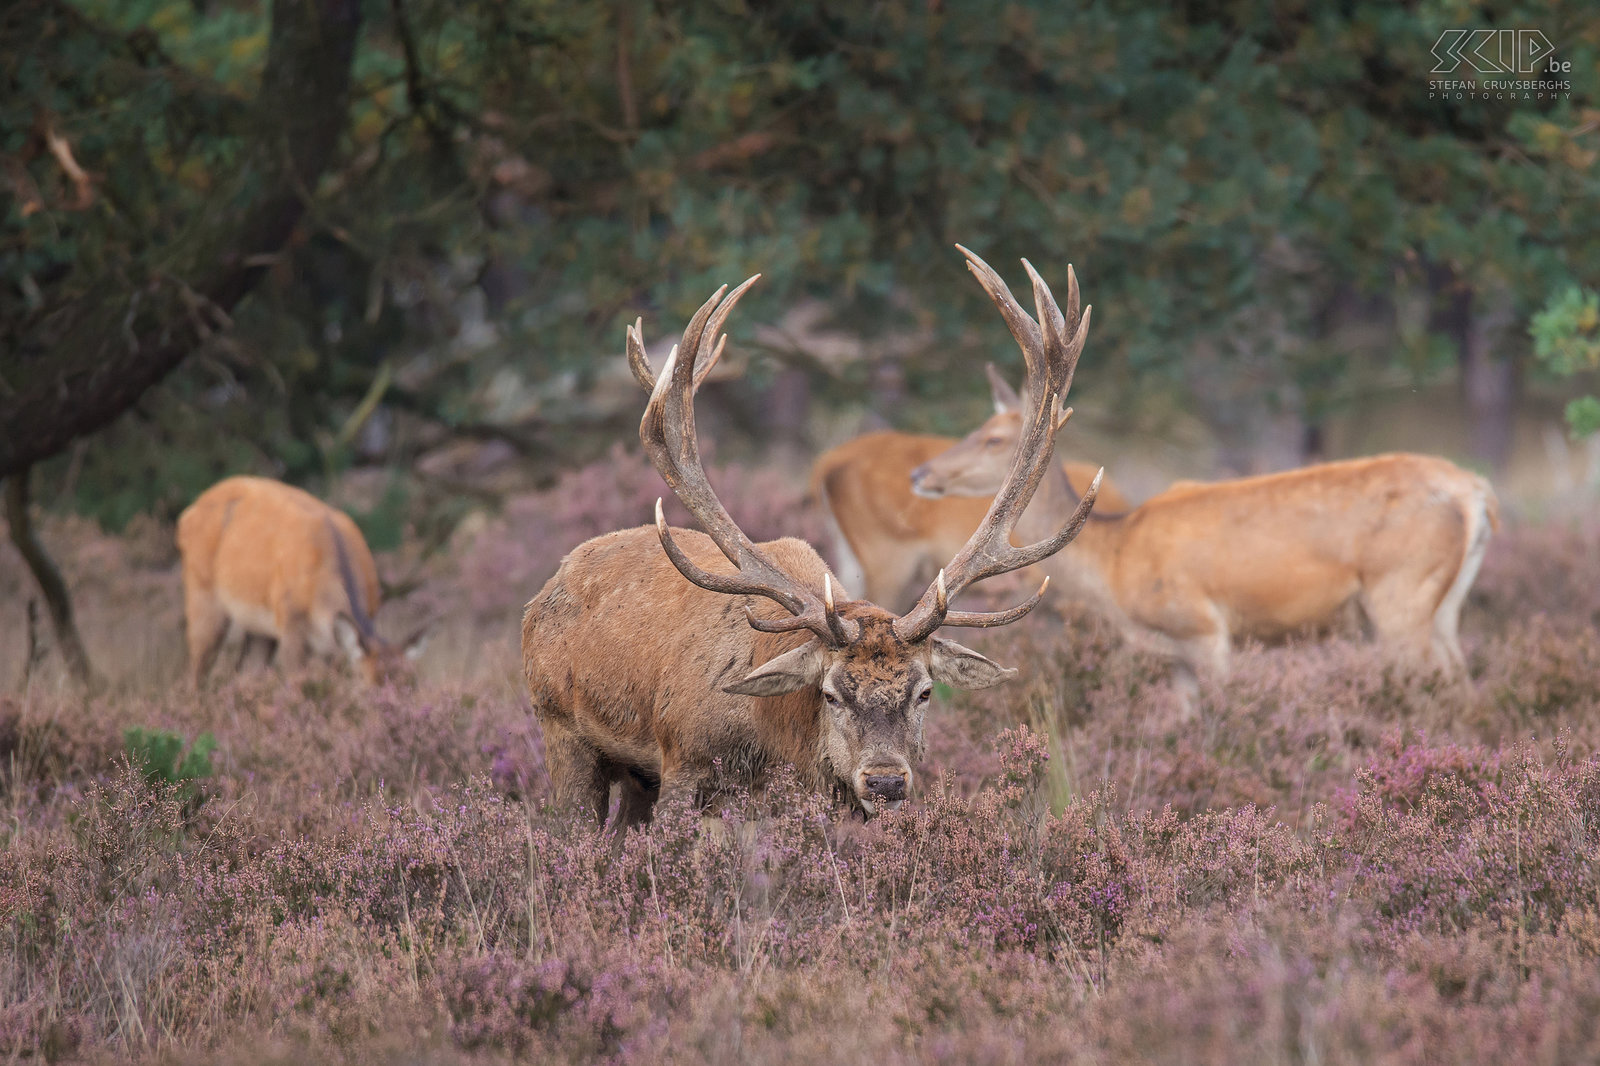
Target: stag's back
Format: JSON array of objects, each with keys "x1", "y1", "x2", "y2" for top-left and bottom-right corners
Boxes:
[{"x1": 177, "y1": 476, "x2": 379, "y2": 637}]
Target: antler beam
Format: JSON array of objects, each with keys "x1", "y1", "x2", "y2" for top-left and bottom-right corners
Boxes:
[
  {"x1": 639, "y1": 279, "x2": 859, "y2": 646},
  {"x1": 892, "y1": 247, "x2": 1101, "y2": 643}
]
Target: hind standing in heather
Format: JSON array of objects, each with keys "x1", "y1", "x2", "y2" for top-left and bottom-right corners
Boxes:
[
  {"x1": 911, "y1": 370, "x2": 1498, "y2": 688},
  {"x1": 521, "y1": 247, "x2": 1103, "y2": 827}
]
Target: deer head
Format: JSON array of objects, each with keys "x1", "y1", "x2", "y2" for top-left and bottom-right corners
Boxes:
[
  {"x1": 328, "y1": 522, "x2": 434, "y2": 686},
  {"x1": 909, "y1": 362, "x2": 1035, "y2": 500}
]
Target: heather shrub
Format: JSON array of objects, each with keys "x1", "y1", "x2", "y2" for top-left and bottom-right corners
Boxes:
[
  {"x1": 1485, "y1": 616, "x2": 1600, "y2": 719},
  {"x1": 1469, "y1": 517, "x2": 1600, "y2": 632},
  {"x1": 453, "y1": 444, "x2": 825, "y2": 619},
  {"x1": 443, "y1": 948, "x2": 682, "y2": 1058},
  {"x1": 7, "y1": 491, "x2": 1600, "y2": 1063},
  {"x1": 1331, "y1": 740, "x2": 1600, "y2": 939}
]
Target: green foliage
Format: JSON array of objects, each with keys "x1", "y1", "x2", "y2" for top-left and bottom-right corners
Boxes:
[
  {"x1": 1565, "y1": 396, "x2": 1600, "y2": 438},
  {"x1": 352, "y1": 476, "x2": 411, "y2": 552},
  {"x1": 1532, "y1": 287, "x2": 1600, "y2": 376},
  {"x1": 10, "y1": 0, "x2": 1600, "y2": 515},
  {"x1": 1531, "y1": 286, "x2": 1600, "y2": 437},
  {"x1": 124, "y1": 727, "x2": 216, "y2": 791}
]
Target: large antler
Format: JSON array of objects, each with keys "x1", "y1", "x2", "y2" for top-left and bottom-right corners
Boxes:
[
  {"x1": 640, "y1": 279, "x2": 858, "y2": 646},
  {"x1": 892, "y1": 247, "x2": 1102, "y2": 644}
]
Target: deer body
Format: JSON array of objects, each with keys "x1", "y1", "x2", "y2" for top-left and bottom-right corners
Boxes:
[
  {"x1": 177, "y1": 476, "x2": 425, "y2": 686},
  {"x1": 914, "y1": 404, "x2": 1497, "y2": 680},
  {"x1": 811, "y1": 430, "x2": 1128, "y2": 608},
  {"x1": 523, "y1": 526, "x2": 935, "y2": 820}
]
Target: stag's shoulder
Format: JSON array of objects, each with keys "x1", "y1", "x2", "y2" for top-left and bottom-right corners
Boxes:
[{"x1": 756, "y1": 536, "x2": 832, "y2": 593}]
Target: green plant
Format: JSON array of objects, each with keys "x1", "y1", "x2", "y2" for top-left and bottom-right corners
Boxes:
[
  {"x1": 123, "y1": 727, "x2": 217, "y2": 792},
  {"x1": 1531, "y1": 287, "x2": 1600, "y2": 439}
]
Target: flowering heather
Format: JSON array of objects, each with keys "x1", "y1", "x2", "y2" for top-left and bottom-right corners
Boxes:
[{"x1": 2, "y1": 471, "x2": 1600, "y2": 1063}]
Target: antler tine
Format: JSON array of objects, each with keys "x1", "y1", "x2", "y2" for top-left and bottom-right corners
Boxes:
[
  {"x1": 650, "y1": 277, "x2": 758, "y2": 511},
  {"x1": 640, "y1": 277, "x2": 858, "y2": 646},
  {"x1": 627, "y1": 318, "x2": 655, "y2": 390},
  {"x1": 627, "y1": 316, "x2": 732, "y2": 393},
  {"x1": 893, "y1": 250, "x2": 1098, "y2": 644},
  {"x1": 1023, "y1": 258, "x2": 1090, "y2": 403},
  {"x1": 990, "y1": 467, "x2": 1102, "y2": 572},
  {"x1": 957, "y1": 243, "x2": 1044, "y2": 377},
  {"x1": 938, "y1": 575, "x2": 1051, "y2": 629}
]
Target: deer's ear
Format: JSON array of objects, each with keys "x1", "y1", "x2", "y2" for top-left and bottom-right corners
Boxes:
[
  {"x1": 724, "y1": 641, "x2": 825, "y2": 696},
  {"x1": 986, "y1": 363, "x2": 1022, "y2": 414},
  {"x1": 929, "y1": 636, "x2": 1017, "y2": 690}
]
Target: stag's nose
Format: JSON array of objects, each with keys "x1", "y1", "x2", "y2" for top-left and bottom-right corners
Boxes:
[
  {"x1": 864, "y1": 773, "x2": 908, "y2": 803},
  {"x1": 909, "y1": 463, "x2": 938, "y2": 498}
]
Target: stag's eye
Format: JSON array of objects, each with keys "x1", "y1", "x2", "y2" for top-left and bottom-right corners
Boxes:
[
  {"x1": 822, "y1": 690, "x2": 841, "y2": 708},
  {"x1": 916, "y1": 687, "x2": 933, "y2": 705}
]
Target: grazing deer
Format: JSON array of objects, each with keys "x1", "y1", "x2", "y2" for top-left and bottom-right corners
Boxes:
[
  {"x1": 911, "y1": 371, "x2": 1498, "y2": 685},
  {"x1": 176, "y1": 477, "x2": 431, "y2": 687},
  {"x1": 811, "y1": 418, "x2": 1129, "y2": 609},
  {"x1": 521, "y1": 248, "x2": 1102, "y2": 825}
]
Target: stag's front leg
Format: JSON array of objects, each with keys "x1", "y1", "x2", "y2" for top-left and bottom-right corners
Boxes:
[
  {"x1": 656, "y1": 751, "x2": 716, "y2": 813},
  {"x1": 541, "y1": 719, "x2": 612, "y2": 825}
]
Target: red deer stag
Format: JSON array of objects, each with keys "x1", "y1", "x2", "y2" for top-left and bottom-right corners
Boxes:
[
  {"x1": 810, "y1": 419, "x2": 1129, "y2": 609},
  {"x1": 911, "y1": 371, "x2": 1498, "y2": 686},
  {"x1": 521, "y1": 248, "x2": 1101, "y2": 825},
  {"x1": 177, "y1": 477, "x2": 431, "y2": 687}
]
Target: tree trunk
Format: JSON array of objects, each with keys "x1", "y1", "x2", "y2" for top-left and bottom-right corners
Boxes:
[
  {"x1": 760, "y1": 367, "x2": 814, "y2": 461},
  {"x1": 4, "y1": 469, "x2": 94, "y2": 689},
  {"x1": 0, "y1": 0, "x2": 364, "y2": 481},
  {"x1": 1429, "y1": 265, "x2": 1517, "y2": 471},
  {"x1": 1460, "y1": 292, "x2": 1518, "y2": 470}
]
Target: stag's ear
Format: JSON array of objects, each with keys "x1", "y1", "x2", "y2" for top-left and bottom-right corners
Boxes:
[
  {"x1": 929, "y1": 636, "x2": 1017, "y2": 690},
  {"x1": 332, "y1": 614, "x2": 368, "y2": 664},
  {"x1": 724, "y1": 640, "x2": 825, "y2": 696},
  {"x1": 985, "y1": 363, "x2": 1022, "y2": 414}
]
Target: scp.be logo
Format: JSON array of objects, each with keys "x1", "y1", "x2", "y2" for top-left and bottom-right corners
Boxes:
[{"x1": 1431, "y1": 29, "x2": 1569, "y2": 75}]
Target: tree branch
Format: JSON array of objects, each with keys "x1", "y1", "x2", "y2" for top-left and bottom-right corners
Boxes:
[{"x1": 0, "y1": 0, "x2": 364, "y2": 480}]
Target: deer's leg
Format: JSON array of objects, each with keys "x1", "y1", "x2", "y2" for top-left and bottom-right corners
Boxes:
[
  {"x1": 1361, "y1": 575, "x2": 1449, "y2": 672},
  {"x1": 614, "y1": 768, "x2": 661, "y2": 829},
  {"x1": 1187, "y1": 626, "x2": 1231, "y2": 678},
  {"x1": 541, "y1": 719, "x2": 612, "y2": 825},
  {"x1": 235, "y1": 633, "x2": 272, "y2": 673},
  {"x1": 1163, "y1": 608, "x2": 1229, "y2": 720},
  {"x1": 275, "y1": 610, "x2": 311, "y2": 674},
  {"x1": 184, "y1": 589, "x2": 229, "y2": 689},
  {"x1": 657, "y1": 750, "x2": 716, "y2": 813}
]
